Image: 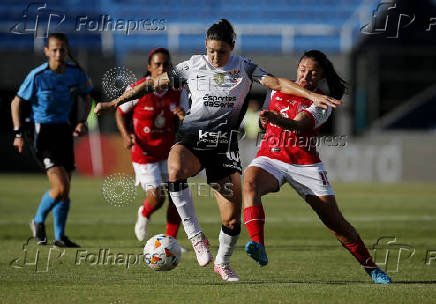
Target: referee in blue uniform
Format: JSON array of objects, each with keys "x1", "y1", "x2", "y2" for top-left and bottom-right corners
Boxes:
[{"x1": 11, "y1": 33, "x2": 93, "y2": 247}]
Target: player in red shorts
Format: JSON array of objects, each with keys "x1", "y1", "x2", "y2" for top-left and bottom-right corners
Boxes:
[
  {"x1": 115, "y1": 48, "x2": 186, "y2": 241},
  {"x1": 243, "y1": 50, "x2": 392, "y2": 284}
]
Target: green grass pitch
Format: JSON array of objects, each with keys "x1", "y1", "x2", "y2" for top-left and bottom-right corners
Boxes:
[{"x1": 1, "y1": 174, "x2": 435, "y2": 303}]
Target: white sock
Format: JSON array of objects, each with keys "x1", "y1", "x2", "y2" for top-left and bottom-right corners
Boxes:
[
  {"x1": 215, "y1": 228, "x2": 240, "y2": 265},
  {"x1": 169, "y1": 186, "x2": 201, "y2": 239}
]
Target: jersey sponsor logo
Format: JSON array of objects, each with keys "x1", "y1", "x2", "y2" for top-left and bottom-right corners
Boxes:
[
  {"x1": 197, "y1": 130, "x2": 229, "y2": 146},
  {"x1": 144, "y1": 106, "x2": 154, "y2": 111},
  {"x1": 198, "y1": 130, "x2": 228, "y2": 140},
  {"x1": 202, "y1": 94, "x2": 235, "y2": 108}
]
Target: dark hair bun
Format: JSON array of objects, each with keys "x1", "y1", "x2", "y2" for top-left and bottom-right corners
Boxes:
[{"x1": 206, "y1": 19, "x2": 236, "y2": 45}]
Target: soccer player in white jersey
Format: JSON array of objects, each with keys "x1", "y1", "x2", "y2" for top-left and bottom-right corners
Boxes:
[
  {"x1": 94, "y1": 19, "x2": 340, "y2": 281},
  {"x1": 243, "y1": 50, "x2": 391, "y2": 284}
]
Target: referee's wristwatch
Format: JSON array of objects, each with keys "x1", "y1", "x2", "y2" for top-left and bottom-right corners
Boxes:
[{"x1": 13, "y1": 126, "x2": 23, "y2": 138}]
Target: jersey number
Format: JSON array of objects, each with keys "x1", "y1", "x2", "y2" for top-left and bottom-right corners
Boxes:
[{"x1": 319, "y1": 171, "x2": 329, "y2": 186}]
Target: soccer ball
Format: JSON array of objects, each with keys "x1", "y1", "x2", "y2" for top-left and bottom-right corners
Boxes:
[{"x1": 143, "y1": 234, "x2": 182, "y2": 271}]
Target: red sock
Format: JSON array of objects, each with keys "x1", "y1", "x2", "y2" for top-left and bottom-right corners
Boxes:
[
  {"x1": 141, "y1": 200, "x2": 155, "y2": 218},
  {"x1": 165, "y1": 197, "x2": 181, "y2": 238},
  {"x1": 244, "y1": 205, "x2": 265, "y2": 246},
  {"x1": 342, "y1": 235, "x2": 377, "y2": 269}
]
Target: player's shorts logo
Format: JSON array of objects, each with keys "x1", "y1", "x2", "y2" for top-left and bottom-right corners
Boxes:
[{"x1": 43, "y1": 157, "x2": 54, "y2": 169}]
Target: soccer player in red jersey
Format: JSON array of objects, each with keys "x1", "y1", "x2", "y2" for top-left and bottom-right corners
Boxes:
[
  {"x1": 243, "y1": 50, "x2": 392, "y2": 284},
  {"x1": 115, "y1": 48, "x2": 186, "y2": 242}
]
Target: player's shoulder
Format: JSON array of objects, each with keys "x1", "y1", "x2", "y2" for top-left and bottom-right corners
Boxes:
[
  {"x1": 65, "y1": 62, "x2": 84, "y2": 74},
  {"x1": 65, "y1": 62, "x2": 89, "y2": 79},
  {"x1": 187, "y1": 55, "x2": 207, "y2": 69},
  {"x1": 130, "y1": 77, "x2": 148, "y2": 88},
  {"x1": 239, "y1": 56, "x2": 254, "y2": 64},
  {"x1": 168, "y1": 88, "x2": 182, "y2": 97},
  {"x1": 66, "y1": 62, "x2": 81, "y2": 69},
  {"x1": 26, "y1": 62, "x2": 49, "y2": 78},
  {"x1": 273, "y1": 88, "x2": 299, "y2": 100}
]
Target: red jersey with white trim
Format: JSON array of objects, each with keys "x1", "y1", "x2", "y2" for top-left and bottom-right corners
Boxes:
[
  {"x1": 256, "y1": 90, "x2": 332, "y2": 165},
  {"x1": 118, "y1": 77, "x2": 182, "y2": 164}
]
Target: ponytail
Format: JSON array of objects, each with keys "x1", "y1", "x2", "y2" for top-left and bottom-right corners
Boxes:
[
  {"x1": 206, "y1": 19, "x2": 236, "y2": 45},
  {"x1": 299, "y1": 50, "x2": 347, "y2": 100}
]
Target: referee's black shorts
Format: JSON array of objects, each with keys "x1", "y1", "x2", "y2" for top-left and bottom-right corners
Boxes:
[{"x1": 33, "y1": 122, "x2": 75, "y2": 172}]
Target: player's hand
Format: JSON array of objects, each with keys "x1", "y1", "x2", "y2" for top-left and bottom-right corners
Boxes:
[
  {"x1": 73, "y1": 122, "x2": 88, "y2": 137},
  {"x1": 122, "y1": 133, "x2": 135, "y2": 150},
  {"x1": 259, "y1": 110, "x2": 279, "y2": 127},
  {"x1": 173, "y1": 106, "x2": 185, "y2": 120},
  {"x1": 13, "y1": 137, "x2": 24, "y2": 153},
  {"x1": 309, "y1": 92, "x2": 341, "y2": 109},
  {"x1": 94, "y1": 101, "x2": 117, "y2": 115}
]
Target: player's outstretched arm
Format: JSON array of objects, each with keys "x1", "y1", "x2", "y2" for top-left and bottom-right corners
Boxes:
[
  {"x1": 260, "y1": 75, "x2": 341, "y2": 109},
  {"x1": 94, "y1": 72, "x2": 172, "y2": 115},
  {"x1": 260, "y1": 110, "x2": 313, "y2": 133},
  {"x1": 10, "y1": 95, "x2": 25, "y2": 153}
]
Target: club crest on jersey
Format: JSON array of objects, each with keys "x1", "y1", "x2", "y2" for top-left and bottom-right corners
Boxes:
[
  {"x1": 213, "y1": 73, "x2": 225, "y2": 86},
  {"x1": 154, "y1": 111, "x2": 166, "y2": 128},
  {"x1": 280, "y1": 106, "x2": 290, "y2": 118},
  {"x1": 228, "y1": 69, "x2": 241, "y2": 83}
]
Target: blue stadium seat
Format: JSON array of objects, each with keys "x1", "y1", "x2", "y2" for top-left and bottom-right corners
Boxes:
[{"x1": 0, "y1": 0, "x2": 365, "y2": 55}]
